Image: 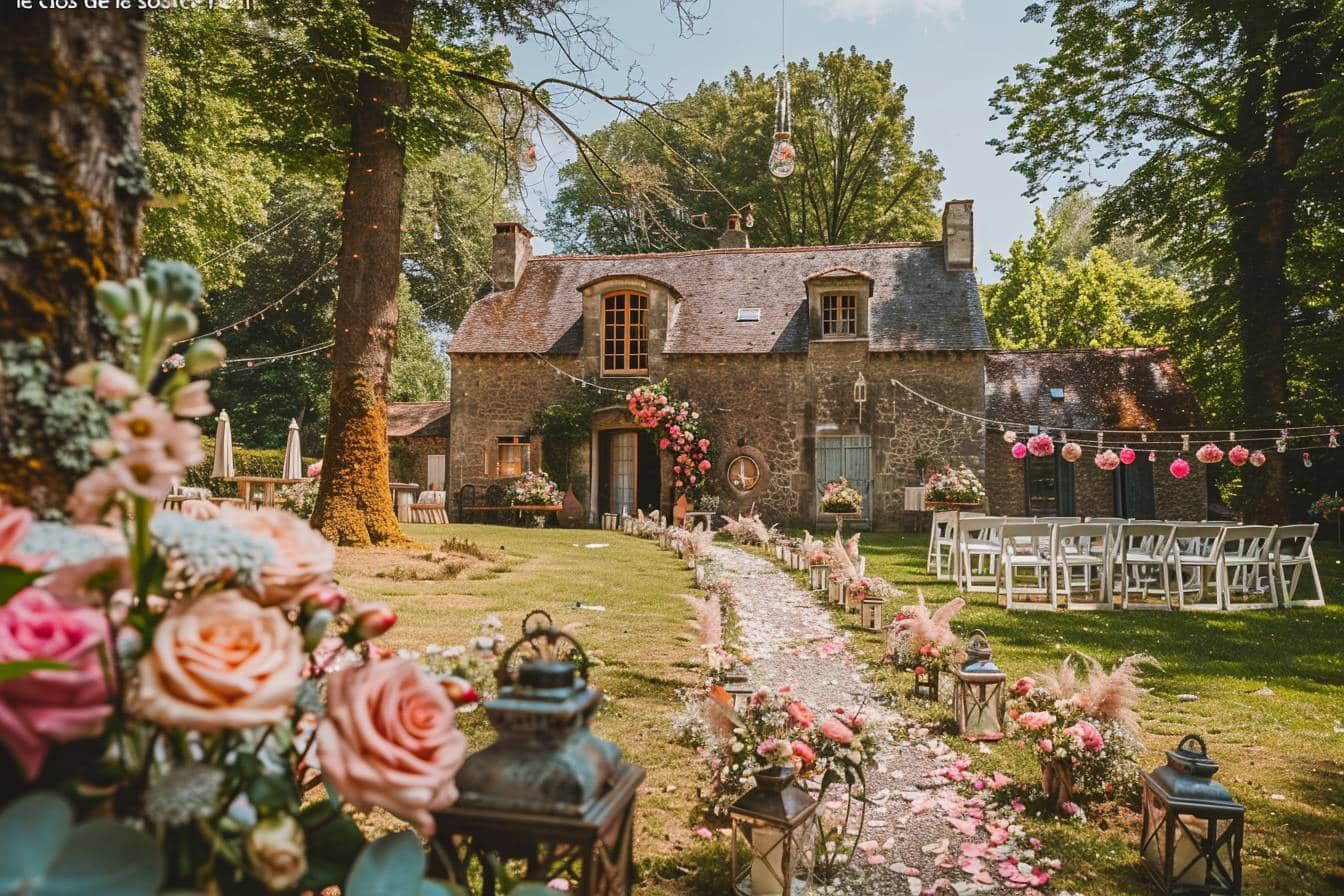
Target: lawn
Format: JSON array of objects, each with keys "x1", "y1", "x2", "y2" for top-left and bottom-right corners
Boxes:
[
  {"x1": 817, "y1": 529, "x2": 1344, "y2": 896},
  {"x1": 332, "y1": 524, "x2": 712, "y2": 893}
]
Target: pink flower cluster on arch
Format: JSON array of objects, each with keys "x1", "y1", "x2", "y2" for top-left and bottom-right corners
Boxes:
[{"x1": 626, "y1": 381, "x2": 711, "y2": 493}]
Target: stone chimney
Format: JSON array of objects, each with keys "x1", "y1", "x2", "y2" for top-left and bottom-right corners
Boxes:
[
  {"x1": 942, "y1": 200, "x2": 973, "y2": 271},
  {"x1": 492, "y1": 221, "x2": 533, "y2": 291},
  {"x1": 718, "y1": 213, "x2": 750, "y2": 249}
]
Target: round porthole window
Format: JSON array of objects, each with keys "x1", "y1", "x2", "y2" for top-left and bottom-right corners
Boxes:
[{"x1": 727, "y1": 455, "x2": 761, "y2": 491}]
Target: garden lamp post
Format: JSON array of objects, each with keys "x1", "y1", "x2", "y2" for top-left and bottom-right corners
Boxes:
[
  {"x1": 434, "y1": 618, "x2": 645, "y2": 896},
  {"x1": 950, "y1": 629, "x2": 1006, "y2": 741},
  {"x1": 1139, "y1": 734, "x2": 1244, "y2": 896},
  {"x1": 728, "y1": 765, "x2": 817, "y2": 896}
]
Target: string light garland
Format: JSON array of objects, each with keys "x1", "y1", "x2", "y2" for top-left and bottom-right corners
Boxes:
[
  {"x1": 178, "y1": 256, "x2": 338, "y2": 347},
  {"x1": 197, "y1": 207, "x2": 306, "y2": 270},
  {"x1": 217, "y1": 340, "x2": 335, "y2": 372}
]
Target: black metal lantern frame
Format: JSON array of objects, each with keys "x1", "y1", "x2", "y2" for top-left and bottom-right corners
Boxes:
[
  {"x1": 434, "y1": 612, "x2": 646, "y2": 896},
  {"x1": 950, "y1": 630, "x2": 1006, "y2": 741},
  {"x1": 913, "y1": 667, "x2": 940, "y2": 701},
  {"x1": 1139, "y1": 735, "x2": 1245, "y2": 896},
  {"x1": 728, "y1": 765, "x2": 817, "y2": 896}
]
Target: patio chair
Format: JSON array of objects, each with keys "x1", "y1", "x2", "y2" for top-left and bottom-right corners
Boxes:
[
  {"x1": 1085, "y1": 517, "x2": 1127, "y2": 525},
  {"x1": 409, "y1": 490, "x2": 448, "y2": 524},
  {"x1": 1037, "y1": 516, "x2": 1083, "y2": 524},
  {"x1": 1116, "y1": 524, "x2": 1176, "y2": 610},
  {"x1": 1054, "y1": 524, "x2": 1112, "y2": 610},
  {"x1": 1170, "y1": 524, "x2": 1226, "y2": 611},
  {"x1": 1216, "y1": 525, "x2": 1277, "y2": 611},
  {"x1": 997, "y1": 522, "x2": 1056, "y2": 610},
  {"x1": 957, "y1": 516, "x2": 1006, "y2": 594},
  {"x1": 926, "y1": 510, "x2": 964, "y2": 579},
  {"x1": 1269, "y1": 523, "x2": 1324, "y2": 608}
]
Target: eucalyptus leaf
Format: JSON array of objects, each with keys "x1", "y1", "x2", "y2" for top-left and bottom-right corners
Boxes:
[
  {"x1": 34, "y1": 818, "x2": 162, "y2": 896},
  {"x1": 0, "y1": 659, "x2": 69, "y2": 683},
  {"x1": 0, "y1": 792, "x2": 71, "y2": 892},
  {"x1": 344, "y1": 831, "x2": 425, "y2": 896},
  {"x1": 420, "y1": 882, "x2": 465, "y2": 896},
  {"x1": 297, "y1": 802, "x2": 364, "y2": 891}
]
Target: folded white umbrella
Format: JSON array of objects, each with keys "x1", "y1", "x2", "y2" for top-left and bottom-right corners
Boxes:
[
  {"x1": 281, "y1": 418, "x2": 303, "y2": 479},
  {"x1": 211, "y1": 411, "x2": 235, "y2": 478}
]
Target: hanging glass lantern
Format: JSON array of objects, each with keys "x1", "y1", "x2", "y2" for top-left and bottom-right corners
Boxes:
[
  {"x1": 1139, "y1": 734, "x2": 1244, "y2": 896},
  {"x1": 950, "y1": 629, "x2": 1006, "y2": 742},
  {"x1": 769, "y1": 70, "x2": 795, "y2": 179},
  {"x1": 728, "y1": 764, "x2": 817, "y2": 896},
  {"x1": 434, "y1": 615, "x2": 645, "y2": 896}
]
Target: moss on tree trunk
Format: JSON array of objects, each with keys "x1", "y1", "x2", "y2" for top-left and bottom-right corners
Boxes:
[
  {"x1": 308, "y1": 0, "x2": 414, "y2": 546},
  {"x1": 0, "y1": 12, "x2": 148, "y2": 511}
]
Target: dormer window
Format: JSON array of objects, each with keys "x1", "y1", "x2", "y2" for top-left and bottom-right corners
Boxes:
[
  {"x1": 602, "y1": 291, "x2": 649, "y2": 375},
  {"x1": 821, "y1": 293, "x2": 858, "y2": 337}
]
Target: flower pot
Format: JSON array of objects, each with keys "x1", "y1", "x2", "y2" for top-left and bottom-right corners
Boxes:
[
  {"x1": 1042, "y1": 760, "x2": 1074, "y2": 812},
  {"x1": 913, "y1": 667, "x2": 940, "y2": 701}
]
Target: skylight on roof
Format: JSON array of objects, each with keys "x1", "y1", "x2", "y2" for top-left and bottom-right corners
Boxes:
[
  {"x1": 1049, "y1": 387, "x2": 1065, "y2": 400},
  {"x1": 736, "y1": 308, "x2": 762, "y2": 322}
]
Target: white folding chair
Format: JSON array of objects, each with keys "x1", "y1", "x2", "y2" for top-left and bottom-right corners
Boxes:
[
  {"x1": 1217, "y1": 525, "x2": 1277, "y2": 611},
  {"x1": 958, "y1": 516, "x2": 1006, "y2": 593},
  {"x1": 1054, "y1": 524, "x2": 1112, "y2": 610},
  {"x1": 1038, "y1": 516, "x2": 1083, "y2": 524},
  {"x1": 927, "y1": 510, "x2": 958, "y2": 579},
  {"x1": 1170, "y1": 524, "x2": 1226, "y2": 611},
  {"x1": 1269, "y1": 523, "x2": 1324, "y2": 608},
  {"x1": 997, "y1": 522, "x2": 1056, "y2": 610},
  {"x1": 1117, "y1": 524, "x2": 1176, "y2": 610}
]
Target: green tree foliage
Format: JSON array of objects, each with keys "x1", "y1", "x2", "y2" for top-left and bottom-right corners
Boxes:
[
  {"x1": 546, "y1": 48, "x2": 943, "y2": 253},
  {"x1": 990, "y1": 0, "x2": 1344, "y2": 520},
  {"x1": 389, "y1": 277, "x2": 449, "y2": 401},
  {"x1": 982, "y1": 209, "x2": 1191, "y2": 350}
]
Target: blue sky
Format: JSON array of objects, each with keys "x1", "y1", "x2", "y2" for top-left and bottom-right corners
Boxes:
[{"x1": 507, "y1": 0, "x2": 1059, "y2": 274}]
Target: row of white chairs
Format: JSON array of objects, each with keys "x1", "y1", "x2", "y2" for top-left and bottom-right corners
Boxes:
[{"x1": 927, "y1": 512, "x2": 1325, "y2": 612}]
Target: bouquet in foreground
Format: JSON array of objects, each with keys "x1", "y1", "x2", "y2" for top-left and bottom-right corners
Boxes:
[{"x1": 0, "y1": 264, "x2": 472, "y2": 894}]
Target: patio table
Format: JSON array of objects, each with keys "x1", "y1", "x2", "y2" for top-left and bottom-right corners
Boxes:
[
  {"x1": 228, "y1": 476, "x2": 307, "y2": 508},
  {"x1": 390, "y1": 482, "x2": 420, "y2": 522}
]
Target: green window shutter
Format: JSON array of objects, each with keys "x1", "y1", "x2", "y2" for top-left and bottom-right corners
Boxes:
[{"x1": 1056, "y1": 454, "x2": 1075, "y2": 516}]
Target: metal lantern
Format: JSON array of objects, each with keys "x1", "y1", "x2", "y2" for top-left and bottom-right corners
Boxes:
[
  {"x1": 808, "y1": 564, "x2": 828, "y2": 590},
  {"x1": 1140, "y1": 735, "x2": 1244, "y2": 896},
  {"x1": 913, "y1": 666, "x2": 940, "y2": 701},
  {"x1": 729, "y1": 765, "x2": 817, "y2": 896},
  {"x1": 853, "y1": 372, "x2": 867, "y2": 423},
  {"x1": 950, "y1": 630, "x2": 1006, "y2": 741},
  {"x1": 722, "y1": 665, "x2": 755, "y2": 712},
  {"x1": 844, "y1": 584, "x2": 863, "y2": 613},
  {"x1": 860, "y1": 596, "x2": 884, "y2": 631},
  {"x1": 434, "y1": 614, "x2": 645, "y2": 896}
]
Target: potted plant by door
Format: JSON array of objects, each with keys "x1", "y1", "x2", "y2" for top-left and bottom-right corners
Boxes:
[
  {"x1": 923, "y1": 465, "x2": 985, "y2": 511},
  {"x1": 820, "y1": 477, "x2": 864, "y2": 536}
]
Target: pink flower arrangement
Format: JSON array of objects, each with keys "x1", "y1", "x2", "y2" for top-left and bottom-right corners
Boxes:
[
  {"x1": 1027, "y1": 433, "x2": 1055, "y2": 457},
  {"x1": 1094, "y1": 449, "x2": 1120, "y2": 471},
  {"x1": 627, "y1": 381, "x2": 711, "y2": 496},
  {"x1": 1062, "y1": 719, "x2": 1105, "y2": 754},
  {"x1": 1119, "y1": 447, "x2": 1136, "y2": 465},
  {"x1": 1170, "y1": 457, "x2": 1191, "y2": 479},
  {"x1": 1011, "y1": 442, "x2": 1027, "y2": 460},
  {"x1": 1061, "y1": 442, "x2": 1082, "y2": 463},
  {"x1": 1017, "y1": 711, "x2": 1056, "y2": 731},
  {"x1": 1249, "y1": 449, "x2": 1267, "y2": 467},
  {"x1": 1195, "y1": 442, "x2": 1224, "y2": 464},
  {"x1": 0, "y1": 588, "x2": 114, "y2": 779},
  {"x1": 1228, "y1": 444, "x2": 1250, "y2": 467},
  {"x1": 1012, "y1": 676, "x2": 1035, "y2": 696}
]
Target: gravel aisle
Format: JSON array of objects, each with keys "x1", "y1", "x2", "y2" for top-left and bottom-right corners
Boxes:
[{"x1": 705, "y1": 543, "x2": 1061, "y2": 896}]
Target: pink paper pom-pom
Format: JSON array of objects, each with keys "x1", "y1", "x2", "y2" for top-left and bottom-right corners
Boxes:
[
  {"x1": 1061, "y1": 442, "x2": 1082, "y2": 463},
  {"x1": 1027, "y1": 433, "x2": 1055, "y2": 457},
  {"x1": 1195, "y1": 442, "x2": 1225, "y2": 464},
  {"x1": 1119, "y1": 447, "x2": 1136, "y2": 465},
  {"x1": 1249, "y1": 450, "x2": 1267, "y2": 467},
  {"x1": 1011, "y1": 442, "x2": 1027, "y2": 460},
  {"x1": 1170, "y1": 457, "x2": 1191, "y2": 479},
  {"x1": 1228, "y1": 444, "x2": 1249, "y2": 467}
]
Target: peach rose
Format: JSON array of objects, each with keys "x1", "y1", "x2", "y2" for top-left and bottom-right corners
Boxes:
[
  {"x1": 0, "y1": 588, "x2": 114, "y2": 779},
  {"x1": 220, "y1": 508, "x2": 334, "y2": 606},
  {"x1": 134, "y1": 590, "x2": 303, "y2": 731},
  {"x1": 318, "y1": 658, "x2": 466, "y2": 835}
]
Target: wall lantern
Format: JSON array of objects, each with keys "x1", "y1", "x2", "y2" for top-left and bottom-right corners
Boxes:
[
  {"x1": 729, "y1": 765, "x2": 817, "y2": 896},
  {"x1": 1139, "y1": 734, "x2": 1244, "y2": 896},
  {"x1": 950, "y1": 629, "x2": 1006, "y2": 741},
  {"x1": 434, "y1": 614, "x2": 645, "y2": 896},
  {"x1": 853, "y1": 372, "x2": 868, "y2": 423},
  {"x1": 860, "y1": 596, "x2": 884, "y2": 631}
]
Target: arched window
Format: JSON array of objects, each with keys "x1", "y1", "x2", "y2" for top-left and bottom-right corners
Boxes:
[{"x1": 602, "y1": 291, "x2": 649, "y2": 375}]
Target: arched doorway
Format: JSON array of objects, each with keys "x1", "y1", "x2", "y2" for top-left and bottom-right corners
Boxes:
[{"x1": 590, "y1": 407, "x2": 662, "y2": 520}]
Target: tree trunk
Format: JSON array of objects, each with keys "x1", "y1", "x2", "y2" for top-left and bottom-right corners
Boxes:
[
  {"x1": 1227, "y1": 7, "x2": 1321, "y2": 524},
  {"x1": 0, "y1": 12, "x2": 147, "y2": 512},
  {"x1": 310, "y1": 0, "x2": 414, "y2": 546}
]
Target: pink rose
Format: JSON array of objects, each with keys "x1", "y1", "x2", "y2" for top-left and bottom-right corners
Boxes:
[
  {"x1": 1017, "y1": 711, "x2": 1056, "y2": 731},
  {"x1": 786, "y1": 701, "x2": 814, "y2": 728},
  {"x1": 220, "y1": 508, "x2": 335, "y2": 606},
  {"x1": 791, "y1": 739, "x2": 816, "y2": 765},
  {"x1": 698, "y1": 438, "x2": 710, "y2": 451},
  {"x1": 1038, "y1": 738, "x2": 1054, "y2": 753},
  {"x1": 307, "y1": 460, "x2": 323, "y2": 478},
  {"x1": 318, "y1": 657, "x2": 466, "y2": 835},
  {"x1": 819, "y1": 717, "x2": 854, "y2": 744},
  {"x1": 134, "y1": 590, "x2": 304, "y2": 731},
  {"x1": 658, "y1": 438, "x2": 670, "y2": 450},
  {"x1": 0, "y1": 588, "x2": 113, "y2": 779},
  {"x1": 1011, "y1": 676, "x2": 1034, "y2": 696},
  {"x1": 698, "y1": 459, "x2": 711, "y2": 473},
  {"x1": 1062, "y1": 720, "x2": 1104, "y2": 753}
]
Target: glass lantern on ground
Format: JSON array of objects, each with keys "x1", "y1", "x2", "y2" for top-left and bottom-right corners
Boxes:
[
  {"x1": 434, "y1": 615, "x2": 645, "y2": 896},
  {"x1": 1139, "y1": 734, "x2": 1244, "y2": 896},
  {"x1": 949, "y1": 629, "x2": 1006, "y2": 741},
  {"x1": 860, "y1": 596, "x2": 883, "y2": 631},
  {"x1": 729, "y1": 764, "x2": 817, "y2": 896}
]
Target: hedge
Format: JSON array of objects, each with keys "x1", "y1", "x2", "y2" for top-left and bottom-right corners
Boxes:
[{"x1": 185, "y1": 436, "x2": 319, "y2": 498}]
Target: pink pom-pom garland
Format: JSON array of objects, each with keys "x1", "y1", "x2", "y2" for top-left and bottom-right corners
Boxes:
[
  {"x1": 1119, "y1": 447, "x2": 1136, "y2": 465},
  {"x1": 1170, "y1": 457, "x2": 1191, "y2": 479},
  {"x1": 1227, "y1": 445, "x2": 1249, "y2": 467},
  {"x1": 1061, "y1": 442, "x2": 1082, "y2": 463},
  {"x1": 1094, "y1": 449, "x2": 1120, "y2": 471},
  {"x1": 1195, "y1": 442, "x2": 1224, "y2": 464},
  {"x1": 1027, "y1": 433, "x2": 1055, "y2": 458},
  {"x1": 1011, "y1": 442, "x2": 1028, "y2": 460},
  {"x1": 1249, "y1": 450, "x2": 1267, "y2": 467}
]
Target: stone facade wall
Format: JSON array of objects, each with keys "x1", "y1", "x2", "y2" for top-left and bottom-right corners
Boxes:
[
  {"x1": 389, "y1": 434, "x2": 450, "y2": 490},
  {"x1": 985, "y1": 441, "x2": 1207, "y2": 520}
]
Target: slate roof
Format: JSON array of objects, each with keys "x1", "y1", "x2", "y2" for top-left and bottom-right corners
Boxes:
[
  {"x1": 386, "y1": 402, "x2": 451, "y2": 437},
  {"x1": 447, "y1": 242, "x2": 988, "y2": 354},
  {"x1": 985, "y1": 349, "x2": 1200, "y2": 432}
]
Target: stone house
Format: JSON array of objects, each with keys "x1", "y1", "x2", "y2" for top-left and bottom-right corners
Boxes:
[
  {"x1": 443, "y1": 204, "x2": 1206, "y2": 526},
  {"x1": 387, "y1": 401, "x2": 451, "y2": 490},
  {"x1": 984, "y1": 349, "x2": 1207, "y2": 520}
]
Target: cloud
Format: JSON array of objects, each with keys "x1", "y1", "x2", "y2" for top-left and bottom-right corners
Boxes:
[{"x1": 807, "y1": 0, "x2": 964, "y2": 25}]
